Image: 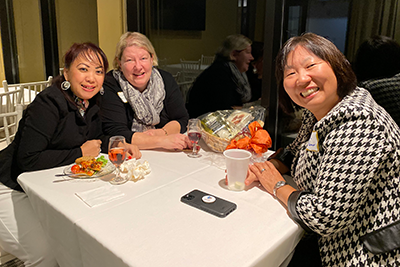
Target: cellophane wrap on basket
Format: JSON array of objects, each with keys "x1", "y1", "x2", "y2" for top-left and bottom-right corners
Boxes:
[{"x1": 199, "y1": 106, "x2": 267, "y2": 153}]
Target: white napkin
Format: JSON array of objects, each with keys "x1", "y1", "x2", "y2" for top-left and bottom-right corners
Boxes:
[{"x1": 75, "y1": 184, "x2": 125, "y2": 207}]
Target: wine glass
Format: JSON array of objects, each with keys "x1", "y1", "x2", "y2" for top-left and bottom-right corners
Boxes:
[
  {"x1": 108, "y1": 136, "x2": 128, "y2": 185},
  {"x1": 187, "y1": 118, "x2": 202, "y2": 158}
]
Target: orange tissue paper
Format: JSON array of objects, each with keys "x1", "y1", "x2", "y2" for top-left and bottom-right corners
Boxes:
[{"x1": 226, "y1": 121, "x2": 272, "y2": 154}]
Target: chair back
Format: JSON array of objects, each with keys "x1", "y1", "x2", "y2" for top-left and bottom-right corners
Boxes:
[
  {"x1": 0, "y1": 88, "x2": 24, "y2": 114},
  {"x1": 180, "y1": 59, "x2": 201, "y2": 81},
  {"x1": 3, "y1": 76, "x2": 53, "y2": 107},
  {"x1": 158, "y1": 58, "x2": 168, "y2": 69},
  {"x1": 177, "y1": 80, "x2": 193, "y2": 104},
  {"x1": 201, "y1": 55, "x2": 214, "y2": 65},
  {"x1": 173, "y1": 72, "x2": 182, "y2": 83},
  {"x1": 0, "y1": 104, "x2": 23, "y2": 147}
]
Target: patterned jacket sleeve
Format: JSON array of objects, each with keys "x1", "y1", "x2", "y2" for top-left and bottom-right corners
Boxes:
[
  {"x1": 285, "y1": 110, "x2": 317, "y2": 165},
  {"x1": 289, "y1": 114, "x2": 391, "y2": 236}
]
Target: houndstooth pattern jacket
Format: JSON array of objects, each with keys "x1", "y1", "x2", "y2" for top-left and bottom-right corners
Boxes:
[{"x1": 286, "y1": 87, "x2": 400, "y2": 266}]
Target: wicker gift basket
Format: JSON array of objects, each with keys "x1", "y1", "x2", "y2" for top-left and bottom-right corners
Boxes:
[
  {"x1": 200, "y1": 128, "x2": 230, "y2": 152},
  {"x1": 198, "y1": 106, "x2": 266, "y2": 153}
]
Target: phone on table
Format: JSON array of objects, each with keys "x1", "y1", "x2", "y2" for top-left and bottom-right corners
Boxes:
[{"x1": 180, "y1": 189, "x2": 237, "y2": 218}]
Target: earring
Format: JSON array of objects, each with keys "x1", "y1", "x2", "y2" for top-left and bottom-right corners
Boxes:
[
  {"x1": 100, "y1": 87, "x2": 104, "y2": 95},
  {"x1": 61, "y1": 81, "x2": 70, "y2": 90}
]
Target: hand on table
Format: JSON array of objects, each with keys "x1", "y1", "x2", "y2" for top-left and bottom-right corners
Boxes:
[
  {"x1": 161, "y1": 133, "x2": 192, "y2": 150},
  {"x1": 126, "y1": 144, "x2": 142, "y2": 159},
  {"x1": 245, "y1": 161, "x2": 284, "y2": 195},
  {"x1": 81, "y1": 139, "x2": 102, "y2": 157}
]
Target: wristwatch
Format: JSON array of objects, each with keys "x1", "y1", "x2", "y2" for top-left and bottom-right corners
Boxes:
[{"x1": 273, "y1": 180, "x2": 287, "y2": 199}]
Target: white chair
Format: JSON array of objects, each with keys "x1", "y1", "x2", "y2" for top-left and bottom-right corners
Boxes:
[
  {"x1": 59, "y1": 68, "x2": 64, "y2": 76},
  {"x1": 0, "y1": 247, "x2": 17, "y2": 265},
  {"x1": 177, "y1": 80, "x2": 193, "y2": 104},
  {"x1": 0, "y1": 88, "x2": 24, "y2": 114},
  {"x1": 201, "y1": 54, "x2": 214, "y2": 65},
  {"x1": 157, "y1": 58, "x2": 168, "y2": 70},
  {"x1": 173, "y1": 72, "x2": 182, "y2": 83},
  {"x1": 0, "y1": 104, "x2": 23, "y2": 149},
  {"x1": 180, "y1": 59, "x2": 201, "y2": 82},
  {"x1": 3, "y1": 76, "x2": 53, "y2": 106}
]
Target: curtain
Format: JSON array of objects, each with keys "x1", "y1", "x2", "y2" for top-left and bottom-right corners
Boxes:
[{"x1": 346, "y1": 0, "x2": 400, "y2": 63}]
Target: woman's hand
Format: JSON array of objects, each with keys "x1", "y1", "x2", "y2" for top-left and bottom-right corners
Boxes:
[
  {"x1": 126, "y1": 144, "x2": 142, "y2": 159},
  {"x1": 80, "y1": 139, "x2": 102, "y2": 157},
  {"x1": 160, "y1": 134, "x2": 192, "y2": 150},
  {"x1": 245, "y1": 161, "x2": 284, "y2": 195}
]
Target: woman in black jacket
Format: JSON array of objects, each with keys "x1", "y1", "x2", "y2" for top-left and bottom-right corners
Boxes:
[
  {"x1": 100, "y1": 32, "x2": 191, "y2": 150},
  {"x1": 0, "y1": 42, "x2": 140, "y2": 266},
  {"x1": 186, "y1": 34, "x2": 254, "y2": 118}
]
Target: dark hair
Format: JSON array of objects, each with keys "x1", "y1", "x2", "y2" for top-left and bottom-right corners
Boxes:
[
  {"x1": 275, "y1": 33, "x2": 357, "y2": 114},
  {"x1": 353, "y1": 35, "x2": 400, "y2": 82},
  {"x1": 53, "y1": 42, "x2": 109, "y2": 102},
  {"x1": 251, "y1": 41, "x2": 264, "y2": 62}
]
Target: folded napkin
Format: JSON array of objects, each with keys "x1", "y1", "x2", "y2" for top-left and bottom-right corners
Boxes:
[{"x1": 75, "y1": 184, "x2": 125, "y2": 207}]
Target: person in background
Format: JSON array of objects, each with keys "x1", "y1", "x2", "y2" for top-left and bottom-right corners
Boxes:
[
  {"x1": 246, "y1": 41, "x2": 263, "y2": 102},
  {"x1": 100, "y1": 32, "x2": 191, "y2": 150},
  {"x1": 186, "y1": 34, "x2": 254, "y2": 118},
  {"x1": 0, "y1": 42, "x2": 141, "y2": 266},
  {"x1": 245, "y1": 33, "x2": 400, "y2": 266},
  {"x1": 353, "y1": 35, "x2": 400, "y2": 126}
]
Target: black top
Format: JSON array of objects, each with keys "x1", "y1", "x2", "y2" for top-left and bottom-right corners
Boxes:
[
  {"x1": 0, "y1": 85, "x2": 108, "y2": 191},
  {"x1": 100, "y1": 69, "x2": 189, "y2": 143},
  {"x1": 359, "y1": 73, "x2": 400, "y2": 127},
  {"x1": 186, "y1": 57, "x2": 243, "y2": 118},
  {"x1": 246, "y1": 64, "x2": 262, "y2": 102}
]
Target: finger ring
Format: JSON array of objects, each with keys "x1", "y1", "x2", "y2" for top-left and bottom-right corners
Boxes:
[{"x1": 260, "y1": 168, "x2": 266, "y2": 173}]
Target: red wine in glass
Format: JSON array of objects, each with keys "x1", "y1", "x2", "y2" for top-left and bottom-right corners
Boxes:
[
  {"x1": 187, "y1": 119, "x2": 202, "y2": 158},
  {"x1": 188, "y1": 132, "x2": 202, "y2": 144}
]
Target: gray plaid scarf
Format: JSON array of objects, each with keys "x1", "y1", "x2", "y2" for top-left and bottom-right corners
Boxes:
[
  {"x1": 113, "y1": 68, "x2": 165, "y2": 132},
  {"x1": 228, "y1": 62, "x2": 252, "y2": 103}
]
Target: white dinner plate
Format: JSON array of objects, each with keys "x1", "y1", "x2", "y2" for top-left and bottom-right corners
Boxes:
[{"x1": 63, "y1": 161, "x2": 116, "y2": 179}]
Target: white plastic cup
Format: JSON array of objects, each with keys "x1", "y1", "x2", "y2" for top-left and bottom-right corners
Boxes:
[{"x1": 223, "y1": 149, "x2": 252, "y2": 191}]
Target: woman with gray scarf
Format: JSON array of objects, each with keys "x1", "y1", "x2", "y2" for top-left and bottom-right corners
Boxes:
[
  {"x1": 187, "y1": 34, "x2": 254, "y2": 118},
  {"x1": 100, "y1": 32, "x2": 191, "y2": 150}
]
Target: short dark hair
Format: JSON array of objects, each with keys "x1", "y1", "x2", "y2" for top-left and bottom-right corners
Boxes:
[
  {"x1": 53, "y1": 42, "x2": 108, "y2": 104},
  {"x1": 353, "y1": 35, "x2": 400, "y2": 82},
  {"x1": 275, "y1": 33, "x2": 357, "y2": 113},
  {"x1": 54, "y1": 42, "x2": 108, "y2": 86},
  {"x1": 64, "y1": 42, "x2": 109, "y2": 72}
]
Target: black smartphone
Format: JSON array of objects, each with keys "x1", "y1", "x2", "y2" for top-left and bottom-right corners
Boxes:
[{"x1": 180, "y1": 189, "x2": 237, "y2": 218}]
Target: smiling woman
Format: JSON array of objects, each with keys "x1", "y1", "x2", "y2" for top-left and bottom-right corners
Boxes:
[
  {"x1": 186, "y1": 34, "x2": 254, "y2": 118},
  {"x1": 245, "y1": 33, "x2": 400, "y2": 266},
  {"x1": 0, "y1": 42, "x2": 140, "y2": 266},
  {"x1": 100, "y1": 32, "x2": 191, "y2": 151}
]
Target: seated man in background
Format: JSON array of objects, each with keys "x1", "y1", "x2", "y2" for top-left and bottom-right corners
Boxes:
[
  {"x1": 246, "y1": 41, "x2": 263, "y2": 102},
  {"x1": 353, "y1": 35, "x2": 400, "y2": 126}
]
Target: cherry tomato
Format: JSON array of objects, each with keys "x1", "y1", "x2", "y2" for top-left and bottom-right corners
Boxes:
[{"x1": 71, "y1": 164, "x2": 81, "y2": 174}]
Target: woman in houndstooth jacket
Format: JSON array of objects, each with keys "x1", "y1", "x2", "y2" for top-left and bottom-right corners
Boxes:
[{"x1": 245, "y1": 33, "x2": 400, "y2": 266}]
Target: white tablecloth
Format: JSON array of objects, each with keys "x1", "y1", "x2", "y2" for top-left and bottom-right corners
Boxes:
[{"x1": 18, "y1": 149, "x2": 303, "y2": 267}]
